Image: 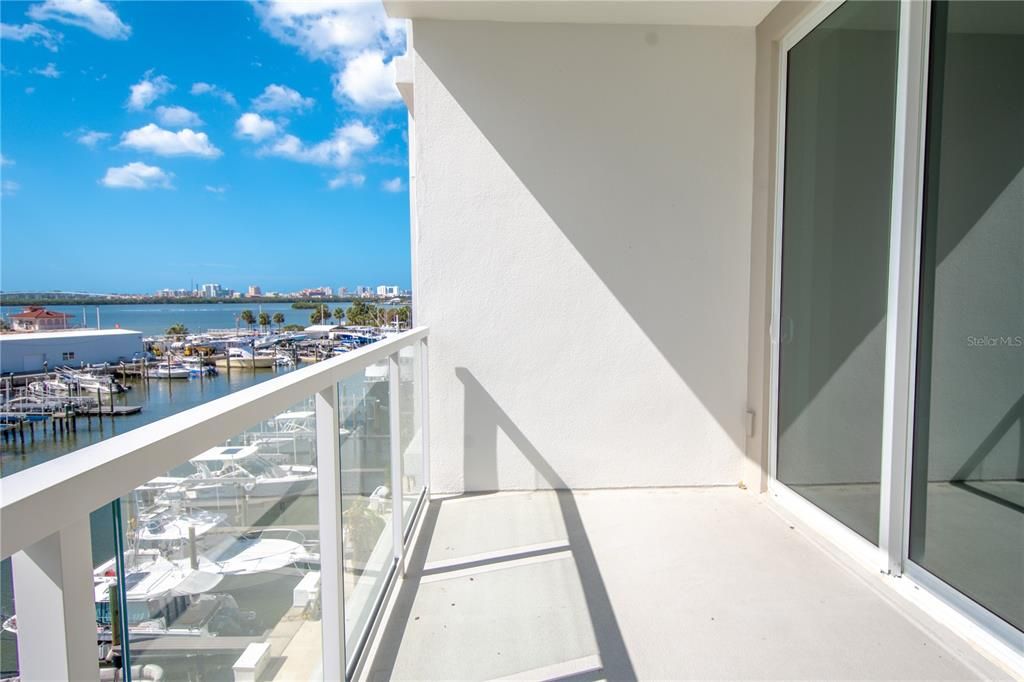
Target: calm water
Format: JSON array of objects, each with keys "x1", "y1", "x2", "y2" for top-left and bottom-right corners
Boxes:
[
  {"x1": 0, "y1": 302, "x2": 349, "y2": 337},
  {"x1": 0, "y1": 332, "x2": 306, "y2": 676}
]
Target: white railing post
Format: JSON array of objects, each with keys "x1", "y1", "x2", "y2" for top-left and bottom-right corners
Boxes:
[
  {"x1": 315, "y1": 386, "x2": 346, "y2": 679},
  {"x1": 388, "y1": 353, "x2": 405, "y2": 577},
  {"x1": 11, "y1": 516, "x2": 99, "y2": 682},
  {"x1": 420, "y1": 337, "x2": 431, "y2": 500}
]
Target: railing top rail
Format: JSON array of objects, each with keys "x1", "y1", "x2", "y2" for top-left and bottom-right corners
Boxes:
[{"x1": 0, "y1": 326, "x2": 428, "y2": 559}]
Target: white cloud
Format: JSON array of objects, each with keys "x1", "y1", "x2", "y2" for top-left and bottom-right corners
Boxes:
[
  {"x1": 1, "y1": 154, "x2": 14, "y2": 166},
  {"x1": 31, "y1": 62, "x2": 61, "y2": 78},
  {"x1": 328, "y1": 172, "x2": 365, "y2": 189},
  {"x1": 126, "y1": 71, "x2": 173, "y2": 111},
  {"x1": 2, "y1": 180, "x2": 21, "y2": 196},
  {"x1": 27, "y1": 0, "x2": 130, "y2": 40},
  {"x1": 205, "y1": 185, "x2": 227, "y2": 194},
  {"x1": 252, "y1": 84, "x2": 315, "y2": 113},
  {"x1": 101, "y1": 162, "x2": 172, "y2": 189},
  {"x1": 253, "y1": 1, "x2": 404, "y2": 65},
  {"x1": 253, "y1": 2, "x2": 404, "y2": 111},
  {"x1": 191, "y1": 82, "x2": 237, "y2": 107},
  {"x1": 76, "y1": 129, "x2": 110, "y2": 147},
  {"x1": 155, "y1": 105, "x2": 203, "y2": 128},
  {"x1": 234, "y1": 113, "x2": 279, "y2": 142},
  {"x1": 258, "y1": 119, "x2": 378, "y2": 166},
  {"x1": 1, "y1": 22, "x2": 62, "y2": 51},
  {"x1": 120, "y1": 124, "x2": 222, "y2": 158},
  {"x1": 381, "y1": 177, "x2": 404, "y2": 192},
  {"x1": 24, "y1": 87, "x2": 35, "y2": 95},
  {"x1": 334, "y1": 50, "x2": 399, "y2": 109},
  {"x1": 258, "y1": 121, "x2": 378, "y2": 168}
]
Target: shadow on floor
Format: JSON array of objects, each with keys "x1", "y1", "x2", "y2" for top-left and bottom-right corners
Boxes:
[{"x1": 365, "y1": 369, "x2": 636, "y2": 680}]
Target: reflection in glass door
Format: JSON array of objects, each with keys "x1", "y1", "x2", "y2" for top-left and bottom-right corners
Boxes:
[
  {"x1": 775, "y1": 0, "x2": 900, "y2": 544},
  {"x1": 909, "y1": 0, "x2": 1023, "y2": 633}
]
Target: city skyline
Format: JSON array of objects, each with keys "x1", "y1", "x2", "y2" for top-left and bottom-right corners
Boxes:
[{"x1": 0, "y1": 1, "x2": 412, "y2": 292}]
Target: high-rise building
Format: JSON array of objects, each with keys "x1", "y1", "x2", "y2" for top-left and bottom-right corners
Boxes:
[
  {"x1": 247, "y1": 285, "x2": 262, "y2": 297},
  {"x1": 200, "y1": 283, "x2": 223, "y2": 298}
]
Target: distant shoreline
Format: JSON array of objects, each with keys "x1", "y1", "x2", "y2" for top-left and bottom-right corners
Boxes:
[{"x1": 0, "y1": 295, "x2": 412, "y2": 307}]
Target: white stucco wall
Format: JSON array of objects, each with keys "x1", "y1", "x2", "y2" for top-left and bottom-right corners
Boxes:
[{"x1": 408, "y1": 19, "x2": 756, "y2": 492}]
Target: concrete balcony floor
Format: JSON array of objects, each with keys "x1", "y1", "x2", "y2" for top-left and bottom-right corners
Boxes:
[{"x1": 363, "y1": 488, "x2": 1011, "y2": 681}]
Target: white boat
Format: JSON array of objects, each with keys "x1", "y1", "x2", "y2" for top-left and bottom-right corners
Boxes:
[
  {"x1": 135, "y1": 509, "x2": 228, "y2": 551},
  {"x1": 194, "y1": 528, "x2": 319, "y2": 591},
  {"x1": 158, "y1": 445, "x2": 317, "y2": 507},
  {"x1": 91, "y1": 551, "x2": 259, "y2": 642},
  {"x1": 57, "y1": 366, "x2": 127, "y2": 394},
  {"x1": 215, "y1": 347, "x2": 276, "y2": 369},
  {"x1": 26, "y1": 379, "x2": 71, "y2": 397},
  {"x1": 147, "y1": 363, "x2": 192, "y2": 379},
  {"x1": 2, "y1": 551, "x2": 256, "y2": 647}
]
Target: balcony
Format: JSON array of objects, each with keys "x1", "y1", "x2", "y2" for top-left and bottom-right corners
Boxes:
[{"x1": 0, "y1": 327, "x2": 1016, "y2": 681}]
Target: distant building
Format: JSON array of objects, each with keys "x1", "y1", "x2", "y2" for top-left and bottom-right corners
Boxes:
[
  {"x1": 376, "y1": 285, "x2": 400, "y2": 297},
  {"x1": 200, "y1": 283, "x2": 223, "y2": 298},
  {"x1": 337, "y1": 287, "x2": 349, "y2": 297},
  {"x1": 247, "y1": 285, "x2": 262, "y2": 297},
  {"x1": 0, "y1": 328, "x2": 143, "y2": 373},
  {"x1": 7, "y1": 306, "x2": 74, "y2": 332},
  {"x1": 356, "y1": 286, "x2": 372, "y2": 298}
]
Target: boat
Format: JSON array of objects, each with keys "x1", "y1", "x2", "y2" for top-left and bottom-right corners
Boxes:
[
  {"x1": 147, "y1": 363, "x2": 192, "y2": 379},
  {"x1": 135, "y1": 508, "x2": 228, "y2": 551},
  {"x1": 214, "y1": 347, "x2": 276, "y2": 369},
  {"x1": 26, "y1": 379, "x2": 72, "y2": 397},
  {"x1": 157, "y1": 445, "x2": 317, "y2": 507},
  {"x1": 57, "y1": 366, "x2": 127, "y2": 394},
  {"x1": 181, "y1": 356, "x2": 217, "y2": 377},
  {"x1": 2, "y1": 550, "x2": 259, "y2": 646},
  {"x1": 194, "y1": 528, "x2": 319, "y2": 591}
]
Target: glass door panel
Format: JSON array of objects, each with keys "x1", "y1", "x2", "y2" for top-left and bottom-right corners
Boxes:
[
  {"x1": 776, "y1": 0, "x2": 900, "y2": 544},
  {"x1": 909, "y1": 0, "x2": 1024, "y2": 632}
]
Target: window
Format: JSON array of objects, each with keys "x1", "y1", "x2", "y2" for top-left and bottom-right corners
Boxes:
[{"x1": 62, "y1": 352, "x2": 75, "y2": 361}]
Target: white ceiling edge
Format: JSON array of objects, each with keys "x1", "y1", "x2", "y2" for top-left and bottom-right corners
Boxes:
[{"x1": 384, "y1": 1, "x2": 781, "y2": 29}]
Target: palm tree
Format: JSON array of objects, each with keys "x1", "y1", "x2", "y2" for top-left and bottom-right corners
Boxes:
[
  {"x1": 272, "y1": 312, "x2": 285, "y2": 330},
  {"x1": 333, "y1": 307, "x2": 345, "y2": 326},
  {"x1": 240, "y1": 309, "x2": 256, "y2": 330},
  {"x1": 258, "y1": 311, "x2": 271, "y2": 331},
  {"x1": 310, "y1": 308, "x2": 328, "y2": 325},
  {"x1": 166, "y1": 323, "x2": 189, "y2": 337}
]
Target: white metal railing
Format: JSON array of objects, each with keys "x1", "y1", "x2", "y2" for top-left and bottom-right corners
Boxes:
[{"x1": 0, "y1": 326, "x2": 430, "y2": 681}]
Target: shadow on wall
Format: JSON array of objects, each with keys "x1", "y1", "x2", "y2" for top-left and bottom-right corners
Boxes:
[
  {"x1": 367, "y1": 368, "x2": 637, "y2": 680},
  {"x1": 415, "y1": 20, "x2": 756, "y2": 454}
]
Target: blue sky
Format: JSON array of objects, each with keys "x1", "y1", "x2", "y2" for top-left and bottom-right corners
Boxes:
[{"x1": 0, "y1": 0, "x2": 411, "y2": 293}]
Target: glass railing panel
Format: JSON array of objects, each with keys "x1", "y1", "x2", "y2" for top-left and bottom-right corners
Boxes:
[
  {"x1": 399, "y1": 345, "x2": 424, "y2": 528},
  {"x1": 112, "y1": 397, "x2": 323, "y2": 681},
  {"x1": 338, "y1": 360, "x2": 393, "y2": 664}
]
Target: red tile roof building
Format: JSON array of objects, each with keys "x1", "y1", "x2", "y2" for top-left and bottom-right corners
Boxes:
[{"x1": 8, "y1": 306, "x2": 74, "y2": 332}]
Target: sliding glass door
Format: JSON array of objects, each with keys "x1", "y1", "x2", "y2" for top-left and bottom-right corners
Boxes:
[
  {"x1": 909, "y1": 0, "x2": 1024, "y2": 632},
  {"x1": 776, "y1": 0, "x2": 900, "y2": 544}
]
